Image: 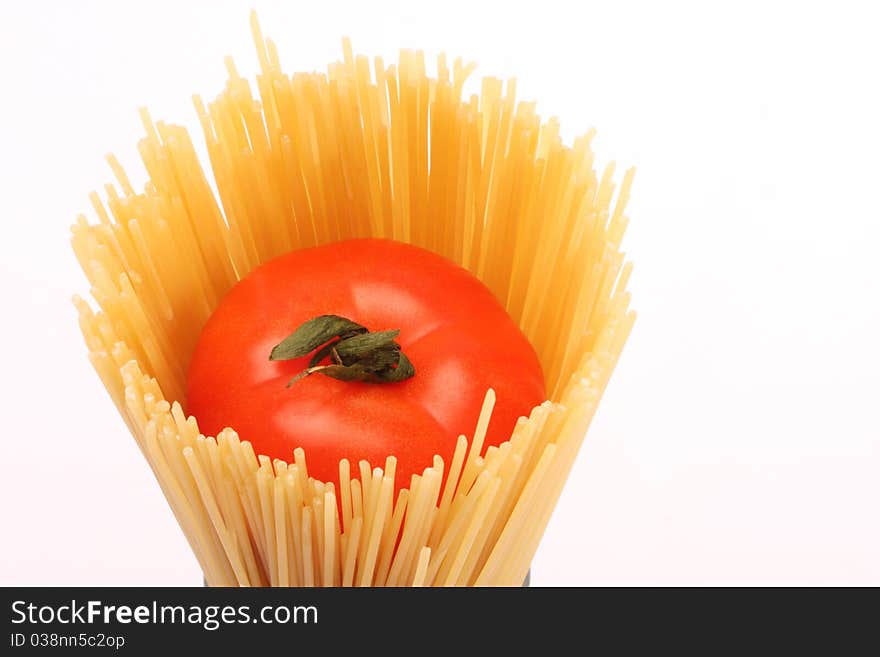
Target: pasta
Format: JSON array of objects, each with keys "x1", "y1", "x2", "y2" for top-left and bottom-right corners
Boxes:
[{"x1": 71, "y1": 12, "x2": 635, "y2": 586}]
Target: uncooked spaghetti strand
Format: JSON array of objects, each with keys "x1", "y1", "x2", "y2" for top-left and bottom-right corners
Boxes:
[
  {"x1": 401, "y1": 455, "x2": 443, "y2": 584},
  {"x1": 341, "y1": 516, "x2": 363, "y2": 587},
  {"x1": 235, "y1": 442, "x2": 271, "y2": 572},
  {"x1": 256, "y1": 462, "x2": 278, "y2": 586},
  {"x1": 358, "y1": 475, "x2": 393, "y2": 587},
  {"x1": 411, "y1": 547, "x2": 431, "y2": 587},
  {"x1": 350, "y1": 478, "x2": 363, "y2": 527},
  {"x1": 350, "y1": 52, "x2": 386, "y2": 239},
  {"x1": 373, "y1": 489, "x2": 409, "y2": 586},
  {"x1": 311, "y1": 488, "x2": 326, "y2": 584},
  {"x1": 429, "y1": 435, "x2": 468, "y2": 548},
  {"x1": 386, "y1": 470, "x2": 437, "y2": 587},
  {"x1": 358, "y1": 460, "x2": 373, "y2": 511},
  {"x1": 293, "y1": 447, "x2": 310, "y2": 500},
  {"x1": 339, "y1": 459, "x2": 353, "y2": 535},
  {"x1": 323, "y1": 490, "x2": 338, "y2": 587},
  {"x1": 356, "y1": 467, "x2": 382, "y2": 579},
  {"x1": 301, "y1": 507, "x2": 315, "y2": 587},
  {"x1": 455, "y1": 389, "x2": 495, "y2": 501},
  {"x1": 283, "y1": 473, "x2": 305, "y2": 587},
  {"x1": 274, "y1": 478, "x2": 289, "y2": 587},
  {"x1": 399, "y1": 467, "x2": 442, "y2": 585}
]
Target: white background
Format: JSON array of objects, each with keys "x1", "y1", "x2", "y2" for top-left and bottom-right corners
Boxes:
[{"x1": 1, "y1": 0, "x2": 877, "y2": 586}]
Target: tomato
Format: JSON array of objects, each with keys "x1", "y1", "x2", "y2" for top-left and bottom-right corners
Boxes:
[{"x1": 185, "y1": 238, "x2": 546, "y2": 491}]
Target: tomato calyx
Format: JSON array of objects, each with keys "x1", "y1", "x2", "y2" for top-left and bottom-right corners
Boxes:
[{"x1": 269, "y1": 314, "x2": 416, "y2": 386}]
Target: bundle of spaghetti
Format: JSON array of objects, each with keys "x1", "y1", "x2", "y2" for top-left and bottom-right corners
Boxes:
[{"x1": 71, "y1": 12, "x2": 635, "y2": 586}]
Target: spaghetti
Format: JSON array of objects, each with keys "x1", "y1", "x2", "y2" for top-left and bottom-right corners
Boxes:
[{"x1": 71, "y1": 12, "x2": 635, "y2": 586}]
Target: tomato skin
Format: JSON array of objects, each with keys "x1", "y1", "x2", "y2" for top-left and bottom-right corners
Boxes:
[{"x1": 186, "y1": 239, "x2": 546, "y2": 491}]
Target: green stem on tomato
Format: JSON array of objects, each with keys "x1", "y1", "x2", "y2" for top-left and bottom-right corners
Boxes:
[{"x1": 269, "y1": 314, "x2": 415, "y2": 386}]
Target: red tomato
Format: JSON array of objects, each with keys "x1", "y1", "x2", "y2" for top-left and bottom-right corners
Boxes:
[{"x1": 186, "y1": 238, "x2": 546, "y2": 491}]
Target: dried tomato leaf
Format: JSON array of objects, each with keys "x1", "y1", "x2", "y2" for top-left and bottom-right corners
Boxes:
[
  {"x1": 308, "y1": 339, "x2": 340, "y2": 367},
  {"x1": 335, "y1": 330, "x2": 400, "y2": 363},
  {"x1": 274, "y1": 314, "x2": 415, "y2": 385},
  {"x1": 270, "y1": 315, "x2": 367, "y2": 361},
  {"x1": 355, "y1": 343, "x2": 402, "y2": 370},
  {"x1": 317, "y1": 363, "x2": 379, "y2": 383},
  {"x1": 378, "y1": 352, "x2": 415, "y2": 382}
]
